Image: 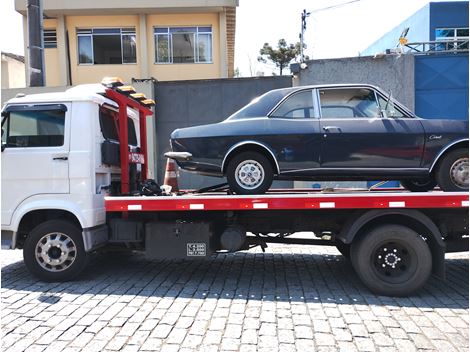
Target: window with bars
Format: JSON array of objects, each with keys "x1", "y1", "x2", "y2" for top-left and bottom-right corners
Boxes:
[
  {"x1": 43, "y1": 29, "x2": 57, "y2": 49},
  {"x1": 77, "y1": 28, "x2": 137, "y2": 65},
  {"x1": 154, "y1": 26, "x2": 212, "y2": 64},
  {"x1": 435, "y1": 28, "x2": 469, "y2": 50}
]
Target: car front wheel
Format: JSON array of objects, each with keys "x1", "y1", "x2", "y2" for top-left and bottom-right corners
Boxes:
[
  {"x1": 226, "y1": 151, "x2": 273, "y2": 195},
  {"x1": 436, "y1": 148, "x2": 469, "y2": 192}
]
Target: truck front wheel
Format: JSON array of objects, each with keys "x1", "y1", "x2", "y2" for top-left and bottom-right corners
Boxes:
[
  {"x1": 23, "y1": 220, "x2": 88, "y2": 282},
  {"x1": 351, "y1": 224, "x2": 432, "y2": 296}
]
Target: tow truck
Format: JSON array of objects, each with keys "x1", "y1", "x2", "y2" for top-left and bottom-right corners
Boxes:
[{"x1": 1, "y1": 78, "x2": 468, "y2": 296}]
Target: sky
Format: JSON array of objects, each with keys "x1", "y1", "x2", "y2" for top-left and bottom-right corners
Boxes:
[{"x1": 1, "y1": 0, "x2": 467, "y2": 77}]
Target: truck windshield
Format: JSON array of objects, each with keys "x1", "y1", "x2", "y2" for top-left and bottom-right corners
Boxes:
[{"x1": 226, "y1": 88, "x2": 295, "y2": 120}]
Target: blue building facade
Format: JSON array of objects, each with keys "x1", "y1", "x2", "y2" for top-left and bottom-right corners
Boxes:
[
  {"x1": 362, "y1": 1, "x2": 468, "y2": 121},
  {"x1": 362, "y1": 1, "x2": 468, "y2": 188}
]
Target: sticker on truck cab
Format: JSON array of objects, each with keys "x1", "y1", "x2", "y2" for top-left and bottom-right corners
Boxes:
[{"x1": 187, "y1": 243, "x2": 206, "y2": 256}]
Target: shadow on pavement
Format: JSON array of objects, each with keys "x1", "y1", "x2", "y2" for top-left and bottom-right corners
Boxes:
[{"x1": 2, "y1": 250, "x2": 468, "y2": 309}]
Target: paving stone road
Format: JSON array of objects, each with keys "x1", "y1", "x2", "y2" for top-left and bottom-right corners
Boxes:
[{"x1": 1, "y1": 245, "x2": 468, "y2": 352}]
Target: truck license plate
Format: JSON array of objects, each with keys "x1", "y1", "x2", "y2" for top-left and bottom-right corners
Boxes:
[{"x1": 187, "y1": 243, "x2": 206, "y2": 256}]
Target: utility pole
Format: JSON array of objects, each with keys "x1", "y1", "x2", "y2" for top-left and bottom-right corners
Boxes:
[
  {"x1": 299, "y1": 0, "x2": 361, "y2": 62},
  {"x1": 300, "y1": 9, "x2": 311, "y2": 63},
  {"x1": 27, "y1": 0, "x2": 45, "y2": 86}
]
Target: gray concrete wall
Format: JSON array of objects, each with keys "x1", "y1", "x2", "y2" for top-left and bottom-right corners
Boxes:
[
  {"x1": 293, "y1": 53, "x2": 415, "y2": 190},
  {"x1": 2, "y1": 86, "x2": 69, "y2": 105},
  {"x1": 295, "y1": 53, "x2": 415, "y2": 112},
  {"x1": 155, "y1": 76, "x2": 293, "y2": 189}
]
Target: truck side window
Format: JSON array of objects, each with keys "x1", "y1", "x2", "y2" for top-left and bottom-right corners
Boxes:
[
  {"x1": 2, "y1": 109, "x2": 65, "y2": 148},
  {"x1": 99, "y1": 106, "x2": 138, "y2": 146}
]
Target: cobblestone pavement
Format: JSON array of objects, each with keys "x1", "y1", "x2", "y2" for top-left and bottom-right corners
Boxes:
[{"x1": 1, "y1": 245, "x2": 468, "y2": 352}]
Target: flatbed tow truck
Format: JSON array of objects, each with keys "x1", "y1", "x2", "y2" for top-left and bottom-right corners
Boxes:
[{"x1": 1, "y1": 79, "x2": 468, "y2": 296}]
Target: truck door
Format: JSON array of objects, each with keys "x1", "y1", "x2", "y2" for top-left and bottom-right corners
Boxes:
[{"x1": 1, "y1": 103, "x2": 70, "y2": 226}]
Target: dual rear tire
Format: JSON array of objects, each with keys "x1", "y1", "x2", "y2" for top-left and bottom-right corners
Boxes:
[{"x1": 351, "y1": 224, "x2": 432, "y2": 296}]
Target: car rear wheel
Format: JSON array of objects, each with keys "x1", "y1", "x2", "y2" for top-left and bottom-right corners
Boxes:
[
  {"x1": 226, "y1": 151, "x2": 273, "y2": 195},
  {"x1": 400, "y1": 178, "x2": 437, "y2": 192},
  {"x1": 436, "y1": 148, "x2": 468, "y2": 192}
]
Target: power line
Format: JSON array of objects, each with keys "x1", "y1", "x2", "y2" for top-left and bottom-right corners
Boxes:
[{"x1": 312, "y1": 0, "x2": 361, "y2": 13}]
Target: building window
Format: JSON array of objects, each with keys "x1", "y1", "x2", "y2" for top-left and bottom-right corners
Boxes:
[
  {"x1": 435, "y1": 28, "x2": 469, "y2": 50},
  {"x1": 154, "y1": 26, "x2": 212, "y2": 64},
  {"x1": 77, "y1": 28, "x2": 137, "y2": 65},
  {"x1": 43, "y1": 29, "x2": 57, "y2": 48}
]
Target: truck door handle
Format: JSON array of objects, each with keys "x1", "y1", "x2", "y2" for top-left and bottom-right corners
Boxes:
[
  {"x1": 53, "y1": 157, "x2": 68, "y2": 161},
  {"x1": 323, "y1": 126, "x2": 341, "y2": 132}
]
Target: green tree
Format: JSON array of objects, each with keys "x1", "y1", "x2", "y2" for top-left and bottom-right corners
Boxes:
[{"x1": 258, "y1": 39, "x2": 305, "y2": 75}]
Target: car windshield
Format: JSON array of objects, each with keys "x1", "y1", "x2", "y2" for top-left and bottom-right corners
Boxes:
[{"x1": 226, "y1": 89, "x2": 293, "y2": 120}]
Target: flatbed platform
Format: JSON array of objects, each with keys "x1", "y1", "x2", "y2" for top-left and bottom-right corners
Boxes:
[{"x1": 105, "y1": 190, "x2": 469, "y2": 212}]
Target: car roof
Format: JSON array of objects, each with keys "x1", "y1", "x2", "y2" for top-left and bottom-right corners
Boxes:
[{"x1": 272, "y1": 83, "x2": 384, "y2": 93}]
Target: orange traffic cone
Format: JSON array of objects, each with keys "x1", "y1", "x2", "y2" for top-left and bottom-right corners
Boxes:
[{"x1": 164, "y1": 158, "x2": 179, "y2": 193}]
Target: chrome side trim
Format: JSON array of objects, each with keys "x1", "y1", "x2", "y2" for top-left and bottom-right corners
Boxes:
[
  {"x1": 429, "y1": 138, "x2": 469, "y2": 172},
  {"x1": 221, "y1": 141, "x2": 281, "y2": 174},
  {"x1": 281, "y1": 167, "x2": 428, "y2": 174},
  {"x1": 164, "y1": 151, "x2": 193, "y2": 161}
]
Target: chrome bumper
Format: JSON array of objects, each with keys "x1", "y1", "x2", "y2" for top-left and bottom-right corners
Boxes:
[{"x1": 164, "y1": 151, "x2": 193, "y2": 161}]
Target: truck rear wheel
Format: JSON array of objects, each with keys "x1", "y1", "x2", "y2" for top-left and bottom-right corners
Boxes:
[
  {"x1": 351, "y1": 224, "x2": 432, "y2": 296},
  {"x1": 23, "y1": 220, "x2": 88, "y2": 282}
]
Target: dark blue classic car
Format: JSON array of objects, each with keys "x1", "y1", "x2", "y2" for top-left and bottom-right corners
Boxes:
[{"x1": 166, "y1": 84, "x2": 468, "y2": 194}]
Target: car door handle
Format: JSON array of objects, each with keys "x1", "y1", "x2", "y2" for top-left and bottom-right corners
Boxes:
[
  {"x1": 323, "y1": 126, "x2": 341, "y2": 132},
  {"x1": 52, "y1": 157, "x2": 68, "y2": 161}
]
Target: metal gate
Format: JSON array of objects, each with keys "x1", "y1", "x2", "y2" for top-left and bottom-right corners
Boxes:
[{"x1": 415, "y1": 54, "x2": 469, "y2": 120}]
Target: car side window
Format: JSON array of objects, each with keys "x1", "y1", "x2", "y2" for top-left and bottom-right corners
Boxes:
[
  {"x1": 319, "y1": 88, "x2": 380, "y2": 118},
  {"x1": 2, "y1": 108, "x2": 65, "y2": 148},
  {"x1": 270, "y1": 90, "x2": 314, "y2": 119},
  {"x1": 377, "y1": 94, "x2": 406, "y2": 118}
]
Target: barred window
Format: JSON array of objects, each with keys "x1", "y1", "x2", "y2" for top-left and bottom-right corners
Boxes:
[
  {"x1": 43, "y1": 29, "x2": 57, "y2": 49},
  {"x1": 77, "y1": 28, "x2": 137, "y2": 65},
  {"x1": 154, "y1": 26, "x2": 212, "y2": 64}
]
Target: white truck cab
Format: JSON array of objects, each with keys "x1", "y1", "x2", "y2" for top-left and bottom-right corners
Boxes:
[{"x1": 1, "y1": 82, "x2": 149, "y2": 280}]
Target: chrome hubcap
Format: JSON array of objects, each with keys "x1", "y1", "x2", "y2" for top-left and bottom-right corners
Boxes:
[
  {"x1": 235, "y1": 160, "x2": 264, "y2": 190},
  {"x1": 450, "y1": 157, "x2": 469, "y2": 189},
  {"x1": 35, "y1": 232, "x2": 77, "y2": 272}
]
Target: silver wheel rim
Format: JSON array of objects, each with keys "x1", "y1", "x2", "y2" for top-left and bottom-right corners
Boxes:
[
  {"x1": 235, "y1": 159, "x2": 265, "y2": 190},
  {"x1": 450, "y1": 157, "x2": 469, "y2": 189},
  {"x1": 35, "y1": 232, "x2": 77, "y2": 272}
]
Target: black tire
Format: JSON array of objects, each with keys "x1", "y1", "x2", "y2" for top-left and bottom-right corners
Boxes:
[
  {"x1": 226, "y1": 151, "x2": 273, "y2": 195},
  {"x1": 436, "y1": 148, "x2": 469, "y2": 192},
  {"x1": 335, "y1": 241, "x2": 351, "y2": 259},
  {"x1": 400, "y1": 178, "x2": 437, "y2": 192},
  {"x1": 23, "y1": 220, "x2": 88, "y2": 282},
  {"x1": 351, "y1": 224, "x2": 432, "y2": 296}
]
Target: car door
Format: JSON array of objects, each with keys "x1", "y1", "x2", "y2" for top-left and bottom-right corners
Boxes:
[
  {"x1": 266, "y1": 89, "x2": 321, "y2": 173},
  {"x1": 318, "y1": 87, "x2": 425, "y2": 170},
  {"x1": 1, "y1": 103, "x2": 70, "y2": 226}
]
